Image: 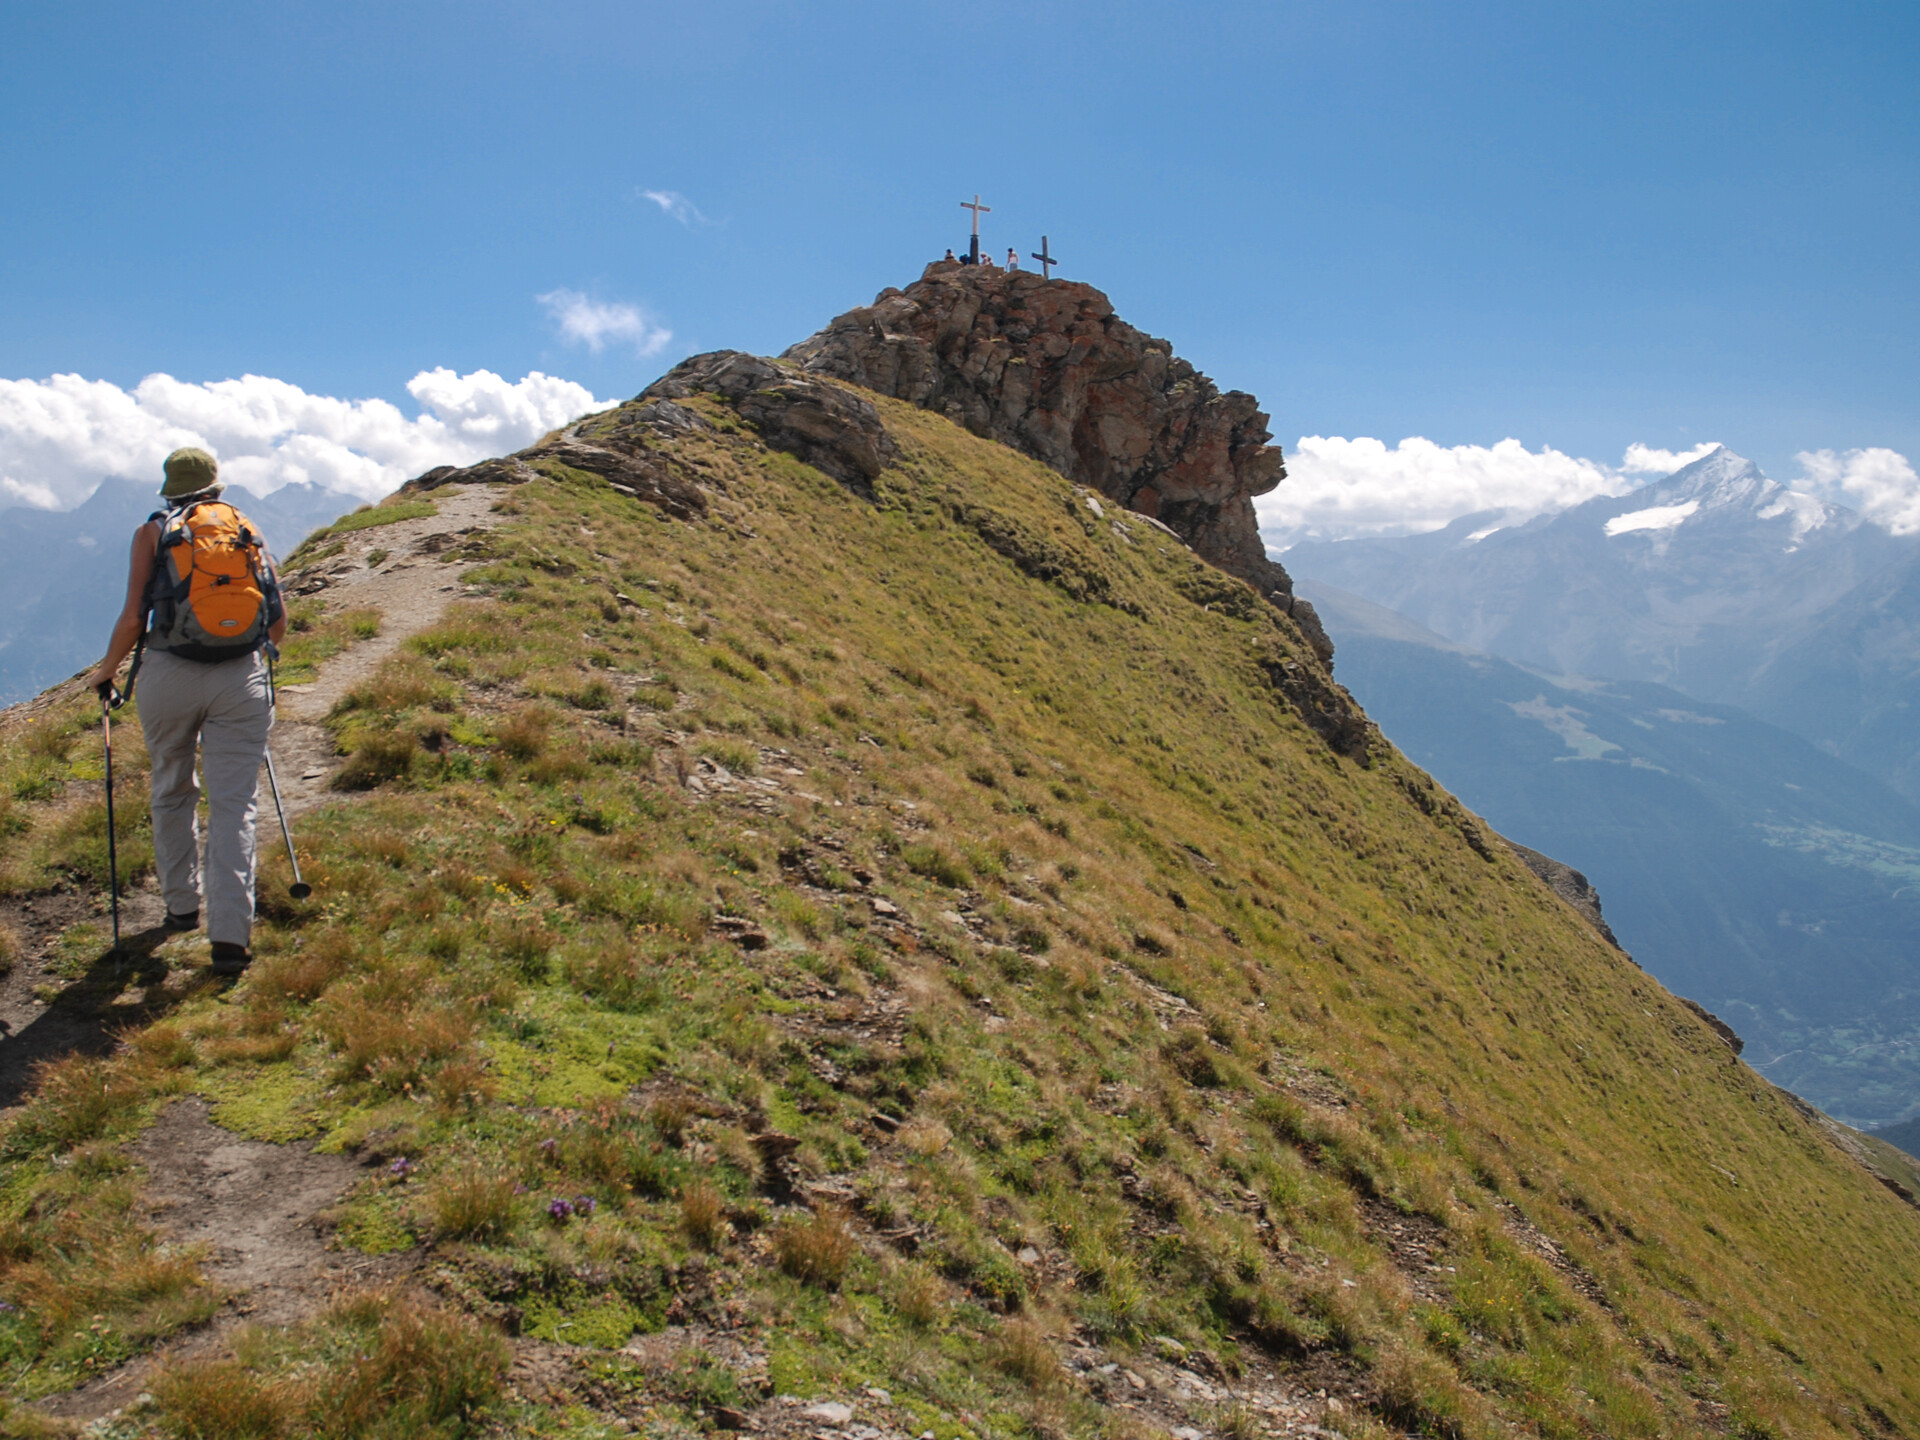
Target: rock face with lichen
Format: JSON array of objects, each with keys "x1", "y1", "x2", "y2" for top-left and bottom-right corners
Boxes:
[{"x1": 784, "y1": 261, "x2": 1330, "y2": 662}]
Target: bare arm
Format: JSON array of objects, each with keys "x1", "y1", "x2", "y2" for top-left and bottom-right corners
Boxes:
[
  {"x1": 86, "y1": 523, "x2": 159, "y2": 693},
  {"x1": 266, "y1": 558, "x2": 287, "y2": 647}
]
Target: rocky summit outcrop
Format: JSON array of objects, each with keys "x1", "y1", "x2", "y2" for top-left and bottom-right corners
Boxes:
[
  {"x1": 409, "y1": 405, "x2": 710, "y2": 522},
  {"x1": 641, "y1": 350, "x2": 898, "y2": 496},
  {"x1": 785, "y1": 262, "x2": 1331, "y2": 663},
  {"x1": 406, "y1": 351, "x2": 906, "y2": 523}
]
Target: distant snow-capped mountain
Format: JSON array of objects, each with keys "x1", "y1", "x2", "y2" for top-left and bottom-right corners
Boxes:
[
  {"x1": 1601, "y1": 446, "x2": 1845, "y2": 544},
  {"x1": 1284, "y1": 447, "x2": 1920, "y2": 797}
]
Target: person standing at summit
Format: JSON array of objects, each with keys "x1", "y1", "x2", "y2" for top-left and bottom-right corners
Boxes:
[{"x1": 87, "y1": 447, "x2": 287, "y2": 976}]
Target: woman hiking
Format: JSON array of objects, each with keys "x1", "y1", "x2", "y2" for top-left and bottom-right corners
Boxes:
[{"x1": 87, "y1": 447, "x2": 287, "y2": 977}]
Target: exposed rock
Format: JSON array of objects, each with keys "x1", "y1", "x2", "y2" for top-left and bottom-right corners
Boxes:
[
  {"x1": 405, "y1": 430, "x2": 708, "y2": 521},
  {"x1": 538, "y1": 438, "x2": 708, "y2": 521},
  {"x1": 607, "y1": 398, "x2": 714, "y2": 440},
  {"x1": 1256, "y1": 642, "x2": 1373, "y2": 762},
  {"x1": 408, "y1": 456, "x2": 543, "y2": 492},
  {"x1": 1504, "y1": 840, "x2": 1627, "y2": 951},
  {"x1": 641, "y1": 350, "x2": 898, "y2": 497},
  {"x1": 1677, "y1": 996, "x2": 1745, "y2": 1056},
  {"x1": 712, "y1": 914, "x2": 772, "y2": 951},
  {"x1": 784, "y1": 262, "x2": 1331, "y2": 663}
]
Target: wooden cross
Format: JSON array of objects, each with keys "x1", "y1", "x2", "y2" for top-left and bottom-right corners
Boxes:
[
  {"x1": 960, "y1": 194, "x2": 990, "y2": 263},
  {"x1": 1031, "y1": 235, "x2": 1058, "y2": 279}
]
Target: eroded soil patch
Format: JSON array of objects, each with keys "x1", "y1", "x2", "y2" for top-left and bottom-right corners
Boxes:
[{"x1": 37, "y1": 1097, "x2": 403, "y2": 1422}]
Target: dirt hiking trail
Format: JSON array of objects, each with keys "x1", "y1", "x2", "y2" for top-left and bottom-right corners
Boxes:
[
  {"x1": 4, "y1": 482, "x2": 506, "y2": 1426},
  {"x1": 268, "y1": 481, "x2": 505, "y2": 816},
  {"x1": 37, "y1": 1098, "x2": 412, "y2": 1424}
]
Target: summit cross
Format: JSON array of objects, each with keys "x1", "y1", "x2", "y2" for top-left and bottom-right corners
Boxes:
[
  {"x1": 1031, "y1": 235, "x2": 1058, "y2": 279},
  {"x1": 960, "y1": 194, "x2": 991, "y2": 264}
]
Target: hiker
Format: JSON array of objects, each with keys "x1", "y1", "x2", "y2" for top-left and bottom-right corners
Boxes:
[
  {"x1": 1006, "y1": 248, "x2": 1019, "y2": 270},
  {"x1": 86, "y1": 447, "x2": 287, "y2": 976},
  {"x1": 944, "y1": 248, "x2": 956, "y2": 261}
]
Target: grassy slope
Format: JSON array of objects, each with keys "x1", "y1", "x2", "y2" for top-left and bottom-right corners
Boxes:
[{"x1": 2, "y1": 384, "x2": 1919, "y2": 1438}]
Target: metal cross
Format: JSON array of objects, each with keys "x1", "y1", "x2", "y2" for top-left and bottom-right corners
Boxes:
[
  {"x1": 1031, "y1": 235, "x2": 1058, "y2": 279},
  {"x1": 960, "y1": 194, "x2": 991, "y2": 264}
]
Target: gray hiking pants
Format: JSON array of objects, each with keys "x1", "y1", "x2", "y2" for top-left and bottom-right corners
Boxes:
[{"x1": 138, "y1": 648, "x2": 272, "y2": 949}]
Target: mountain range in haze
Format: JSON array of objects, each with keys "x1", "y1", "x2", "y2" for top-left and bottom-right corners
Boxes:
[{"x1": 1284, "y1": 447, "x2": 1920, "y2": 801}]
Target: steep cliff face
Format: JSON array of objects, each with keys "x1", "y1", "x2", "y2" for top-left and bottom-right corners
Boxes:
[{"x1": 785, "y1": 262, "x2": 1332, "y2": 661}]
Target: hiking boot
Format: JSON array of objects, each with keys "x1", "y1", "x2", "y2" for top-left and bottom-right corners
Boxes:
[
  {"x1": 209, "y1": 942, "x2": 253, "y2": 977},
  {"x1": 164, "y1": 909, "x2": 200, "y2": 932}
]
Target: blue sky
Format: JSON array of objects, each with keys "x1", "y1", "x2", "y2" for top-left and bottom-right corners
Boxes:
[{"x1": 4, "y1": 1, "x2": 1918, "y2": 530}]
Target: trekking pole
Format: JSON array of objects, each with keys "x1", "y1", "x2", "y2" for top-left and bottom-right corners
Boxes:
[
  {"x1": 261, "y1": 650, "x2": 312, "y2": 899},
  {"x1": 261, "y1": 748, "x2": 311, "y2": 900},
  {"x1": 96, "y1": 682, "x2": 124, "y2": 966}
]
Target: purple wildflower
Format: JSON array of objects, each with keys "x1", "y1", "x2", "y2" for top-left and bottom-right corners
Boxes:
[
  {"x1": 573, "y1": 1195, "x2": 597, "y2": 1217},
  {"x1": 547, "y1": 1197, "x2": 575, "y2": 1222},
  {"x1": 388, "y1": 1157, "x2": 415, "y2": 1180}
]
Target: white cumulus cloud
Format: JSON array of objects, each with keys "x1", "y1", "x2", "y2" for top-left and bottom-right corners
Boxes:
[
  {"x1": 1621, "y1": 441, "x2": 1722, "y2": 475},
  {"x1": 1794, "y1": 447, "x2": 1920, "y2": 534},
  {"x1": 537, "y1": 288, "x2": 673, "y2": 357},
  {"x1": 1260, "y1": 435, "x2": 1635, "y2": 545},
  {"x1": 640, "y1": 189, "x2": 708, "y2": 226},
  {"x1": 0, "y1": 368, "x2": 613, "y2": 512}
]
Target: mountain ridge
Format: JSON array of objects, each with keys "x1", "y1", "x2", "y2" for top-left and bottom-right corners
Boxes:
[{"x1": 3, "y1": 284, "x2": 1920, "y2": 1435}]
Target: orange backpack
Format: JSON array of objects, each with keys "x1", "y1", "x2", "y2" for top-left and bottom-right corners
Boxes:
[{"x1": 144, "y1": 500, "x2": 281, "y2": 661}]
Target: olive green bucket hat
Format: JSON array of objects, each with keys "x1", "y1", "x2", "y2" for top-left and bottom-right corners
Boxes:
[{"x1": 160, "y1": 446, "x2": 222, "y2": 500}]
